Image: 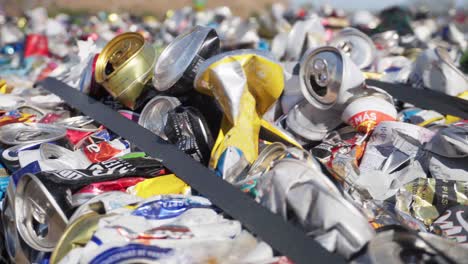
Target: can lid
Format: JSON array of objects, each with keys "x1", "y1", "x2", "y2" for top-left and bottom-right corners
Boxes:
[
  {"x1": 299, "y1": 46, "x2": 343, "y2": 110},
  {"x1": 330, "y1": 27, "x2": 376, "y2": 69},
  {"x1": 153, "y1": 26, "x2": 217, "y2": 92},
  {"x1": 138, "y1": 96, "x2": 181, "y2": 141},
  {"x1": 0, "y1": 123, "x2": 66, "y2": 145},
  {"x1": 95, "y1": 32, "x2": 145, "y2": 84},
  {"x1": 15, "y1": 173, "x2": 68, "y2": 252}
]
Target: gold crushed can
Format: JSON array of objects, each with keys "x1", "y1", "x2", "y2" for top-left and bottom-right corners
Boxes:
[{"x1": 95, "y1": 32, "x2": 156, "y2": 109}]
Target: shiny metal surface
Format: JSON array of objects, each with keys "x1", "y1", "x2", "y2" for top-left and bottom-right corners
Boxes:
[
  {"x1": 0, "y1": 123, "x2": 66, "y2": 145},
  {"x1": 15, "y1": 173, "x2": 68, "y2": 252},
  {"x1": 300, "y1": 47, "x2": 344, "y2": 109},
  {"x1": 95, "y1": 32, "x2": 156, "y2": 109}
]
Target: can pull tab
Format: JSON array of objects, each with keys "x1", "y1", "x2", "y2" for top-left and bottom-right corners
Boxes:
[
  {"x1": 109, "y1": 39, "x2": 139, "y2": 69},
  {"x1": 15, "y1": 130, "x2": 48, "y2": 142},
  {"x1": 28, "y1": 198, "x2": 49, "y2": 238},
  {"x1": 339, "y1": 41, "x2": 354, "y2": 55}
]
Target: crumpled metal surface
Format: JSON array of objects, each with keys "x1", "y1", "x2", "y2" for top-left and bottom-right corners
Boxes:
[{"x1": 256, "y1": 157, "x2": 375, "y2": 259}]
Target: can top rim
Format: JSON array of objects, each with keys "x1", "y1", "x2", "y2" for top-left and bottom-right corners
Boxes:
[{"x1": 95, "y1": 32, "x2": 145, "y2": 84}]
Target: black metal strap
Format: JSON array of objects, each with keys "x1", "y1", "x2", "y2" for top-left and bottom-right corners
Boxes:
[
  {"x1": 39, "y1": 77, "x2": 344, "y2": 264},
  {"x1": 367, "y1": 80, "x2": 468, "y2": 119}
]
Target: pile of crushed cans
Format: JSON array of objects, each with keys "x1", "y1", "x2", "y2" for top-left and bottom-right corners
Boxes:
[{"x1": 0, "y1": 2, "x2": 467, "y2": 263}]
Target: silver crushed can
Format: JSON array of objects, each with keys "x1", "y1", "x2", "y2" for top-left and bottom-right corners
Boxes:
[
  {"x1": 284, "y1": 16, "x2": 326, "y2": 61},
  {"x1": 255, "y1": 157, "x2": 375, "y2": 259},
  {"x1": 153, "y1": 25, "x2": 220, "y2": 94},
  {"x1": 408, "y1": 47, "x2": 468, "y2": 96},
  {"x1": 0, "y1": 123, "x2": 67, "y2": 146},
  {"x1": 329, "y1": 27, "x2": 377, "y2": 70},
  {"x1": 138, "y1": 95, "x2": 181, "y2": 141},
  {"x1": 14, "y1": 173, "x2": 69, "y2": 252},
  {"x1": 285, "y1": 46, "x2": 366, "y2": 141}
]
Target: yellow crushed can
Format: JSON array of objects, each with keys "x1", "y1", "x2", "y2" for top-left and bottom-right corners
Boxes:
[{"x1": 95, "y1": 32, "x2": 156, "y2": 109}]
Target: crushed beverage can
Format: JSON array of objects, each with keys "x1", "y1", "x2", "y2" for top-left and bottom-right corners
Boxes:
[
  {"x1": 164, "y1": 106, "x2": 214, "y2": 165},
  {"x1": 284, "y1": 16, "x2": 326, "y2": 61},
  {"x1": 15, "y1": 173, "x2": 69, "y2": 252},
  {"x1": 395, "y1": 178, "x2": 468, "y2": 226},
  {"x1": 285, "y1": 46, "x2": 366, "y2": 141},
  {"x1": 138, "y1": 95, "x2": 181, "y2": 141},
  {"x1": 0, "y1": 123, "x2": 67, "y2": 145},
  {"x1": 72, "y1": 177, "x2": 146, "y2": 206},
  {"x1": 49, "y1": 212, "x2": 105, "y2": 264},
  {"x1": 68, "y1": 191, "x2": 143, "y2": 224},
  {"x1": 94, "y1": 32, "x2": 156, "y2": 110},
  {"x1": 255, "y1": 157, "x2": 375, "y2": 259},
  {"x1": 329, "y1": 27, "x2": 377, "y2": 69},
  {"x1": 14, "y1": 157, "x2": 166, "y2": 251},
  {"x1": 194, "y1": 49, "x2": 284, "y2": 176},
  {"x1": 341, "y1": 93, "x2": 397, "y2": 134},
  {"x1": 153, "y1": 25, "x2": 220, "y2": 94},
  {"x1": 408, "y1": 47, "x2": 467, "y2": 96},
  {"x1": 362, "y1": 227, "x2": 468, "y2": 263}
]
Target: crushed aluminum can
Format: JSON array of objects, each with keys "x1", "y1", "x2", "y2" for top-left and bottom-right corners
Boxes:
[
  {"x1": 15, "y1": 173, "x2": 69, "y2": 252},
  {"x1": 50, "y1": 211, "x2": 106, "y2": 264},
  {"x1": 255, "y1": 157, "x2": 375, "y2": 259},
  {"x1": 2, "y1": 181, "x2": 41, "y2": 263},
  {"x1": 285, "y1": 46, "x2": 365, "y2": 141},
  {"x1": 0, "y1": 123, "x2": 67, "y2": 145},
  {"x1": 408, "y1": 47, "x2": 468, "y2": 96},
  {"x1": 284, "y1": 16, "x2": 326, "y2": 61},
  {"x1": 164, "y1": 106, "x2": 214, "y2": 165},
  {"x1": 127, "y1": 174, "x2": 190, "y2": 199},
  {"x1": 297, "y1": 46, "x2": 366, "y2": 110},
  {"x1": 138, "y1": 95, "x2": 181, "y2": 141},
  {"x1": 395, "y1": 178, "x2": 468, "y2": 226},
  {"x1": 329, "y1": 27, "x2": 377, "y2": 70},
  {"x1": 341, "y1": 92, "x2": 397, "y2": 134},
  {"x1": 153, "y1": 25, "x2": 220, "y2": 94},
  {"x1": 362, "y1": 227, "x2": 468, "y2": 264},
  {"x1": 247, "y1": 142, "x2": 287, "y2": 177},
  {"x1": 14, "y1": 158, "x2": 165, "y2": 251},
  {"x1": 270, "y1": 32, "x2": 289, "y2": 60},
  {"x1": 118, "y1": 110, "x2": 140, "y2": 122},
  {"x1": 194, "y1": 49, "x2": 284, "y2": 176},
  {"x1": 94, "y1": 32, "x2": 156, "y2": 110}
]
